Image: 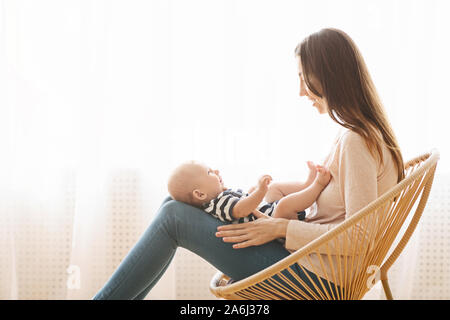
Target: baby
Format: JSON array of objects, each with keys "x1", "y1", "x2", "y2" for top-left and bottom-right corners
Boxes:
[{"x1": 167, "y1": 161, "x2": 331, "y2": 223}]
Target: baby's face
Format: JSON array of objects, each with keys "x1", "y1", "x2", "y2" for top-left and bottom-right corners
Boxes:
[{"x1": 193, "y1": 163, "x2": 225, "y2": 200}]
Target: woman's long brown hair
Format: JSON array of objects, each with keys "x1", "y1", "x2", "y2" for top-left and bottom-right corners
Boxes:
[{"x1": 295, "y1": 28, "x2": 404, "y2": 182}]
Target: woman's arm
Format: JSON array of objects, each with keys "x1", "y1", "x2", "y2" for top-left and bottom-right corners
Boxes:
[{"x1": 285, "y1": 133, "x2": 379, "y2": 254}]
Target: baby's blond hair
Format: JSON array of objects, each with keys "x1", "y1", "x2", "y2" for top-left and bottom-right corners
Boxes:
[{"x1": 167, "y1": 161, "x2": 202, "y2": 206}]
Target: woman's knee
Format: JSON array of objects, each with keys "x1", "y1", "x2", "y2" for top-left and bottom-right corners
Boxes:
[
  {"x1": 158, "y1": 199, "x2": 197, "y2": 222},
  {"x1": 155, "y1": 199, "x2": 206, "y2": 239},
  {"x1": 156, "y1": 198, "x2": 226, "y2": 247}
]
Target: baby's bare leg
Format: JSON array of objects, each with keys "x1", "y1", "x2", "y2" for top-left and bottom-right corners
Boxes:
[
  {"x1": 264, "y1": 181, "x2": 306, "y2": 203},
  {"x1": 272, "y1": 166, "x2": 331, "y2": 219},
  {"x1": 264, "y1": 161, "x2": 317, "y2": 203}
]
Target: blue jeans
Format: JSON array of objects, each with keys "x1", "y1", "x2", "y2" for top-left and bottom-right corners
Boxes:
[{"x1": 93, "y1": 197, "x2": 337, "y2": 300}]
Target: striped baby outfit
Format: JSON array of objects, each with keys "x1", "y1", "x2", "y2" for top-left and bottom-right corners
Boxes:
[{"x1": 202, "y1": 188, "x2": 305, "y2": 224}]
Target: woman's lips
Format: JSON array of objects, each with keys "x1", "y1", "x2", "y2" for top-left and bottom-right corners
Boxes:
[{"x1": 308, "y1": 97, "x2": 317, "y2": 106}]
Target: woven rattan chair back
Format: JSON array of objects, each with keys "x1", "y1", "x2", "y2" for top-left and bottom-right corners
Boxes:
[{"x1": 210, "y1": 149, "x2": 439, "y2": 300}]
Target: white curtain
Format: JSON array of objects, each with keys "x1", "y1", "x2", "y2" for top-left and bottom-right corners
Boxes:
[{"x1": 0, "y1": 0, "x2": 449, "y2": 299}]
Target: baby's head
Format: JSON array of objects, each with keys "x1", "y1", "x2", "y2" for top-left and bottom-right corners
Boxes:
[{"x1": 168, "y1": 161, "x2": 225, "y2": 207}]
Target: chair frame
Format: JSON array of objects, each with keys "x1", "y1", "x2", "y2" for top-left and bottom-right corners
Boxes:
[{"x1": 210, "y1": 149, "x2": 440, "y2": 300}]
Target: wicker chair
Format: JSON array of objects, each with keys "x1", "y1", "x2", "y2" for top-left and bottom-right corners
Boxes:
[{"x1": 210, "y1": 149, "x2": 440, "y2": 300}]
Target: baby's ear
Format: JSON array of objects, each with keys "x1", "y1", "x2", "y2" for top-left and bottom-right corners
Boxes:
[{"x1": 193, "y1": 189, "x2": 207, "y2": 201}]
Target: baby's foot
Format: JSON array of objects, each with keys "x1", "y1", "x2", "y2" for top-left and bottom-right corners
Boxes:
[
  {"x1": 305, "y1": 161, "x2": 317, "y2": 185},
  {"x1": 315, "y1": 165, "x2": 331, "y2": 188}
]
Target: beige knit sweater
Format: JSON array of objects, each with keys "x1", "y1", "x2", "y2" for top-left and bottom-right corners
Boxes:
[{"x1": 284, "y1": 128, "x2": 398, "y2": 285}]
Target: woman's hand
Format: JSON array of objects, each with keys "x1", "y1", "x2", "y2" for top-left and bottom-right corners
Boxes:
[{"x1": 215, "y1": 210, "x2": 289, "y2": 249}]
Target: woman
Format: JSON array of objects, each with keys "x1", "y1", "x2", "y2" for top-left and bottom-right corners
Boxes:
[{"x1": 93, "y1": 28, "x2": 404, "y2": 300}]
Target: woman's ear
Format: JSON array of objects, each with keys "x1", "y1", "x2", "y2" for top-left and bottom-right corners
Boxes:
[{"x1": 193, "y1": 189, "x2": 207, "y2": 201}]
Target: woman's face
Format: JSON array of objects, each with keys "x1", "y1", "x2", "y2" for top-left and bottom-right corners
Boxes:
[{"x1": 297, "y1": 58, "x2": 328, "y2": 114}]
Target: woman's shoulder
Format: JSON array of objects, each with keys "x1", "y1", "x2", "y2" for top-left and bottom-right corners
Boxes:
[
  {"x1": 337, "y1": 128, "x2": 395, "y2": 176},
  {"x1": 323, "y1": 128, "x2": 367, "y2": 168},
  {"x1": 338, "y1": 128, "x2": 369, "y2": 151},
  {"x1": 335, "y1": 129, "x2": 379, "y2": 169}
]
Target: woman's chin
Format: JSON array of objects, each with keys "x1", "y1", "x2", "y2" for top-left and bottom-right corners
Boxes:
[
  {"x1": 313, "y1": 105, "x2": 323, "y2": 114},
  {"x1": 313, "y1": 104, "x2": 327, "y2": 114}
]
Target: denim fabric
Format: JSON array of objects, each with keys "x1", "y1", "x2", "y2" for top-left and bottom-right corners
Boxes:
[{"x1": 93, "y1": 197, "x2": 337, "y2": 300}]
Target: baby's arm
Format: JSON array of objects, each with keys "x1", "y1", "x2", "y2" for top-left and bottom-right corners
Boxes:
[
  {"x1": 232, "y1": 175, "x2": 272, "y2": 219},
  {"x1": 265, "y1": 161, "x2": 317, "y2": 203},
  {"x1": 272, "y1": 165, "x2": 331, "y2": 220}
]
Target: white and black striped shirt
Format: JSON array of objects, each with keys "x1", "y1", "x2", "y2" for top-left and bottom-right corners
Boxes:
[{"x1": 202, "y1": 188, "x2": 277, "y2": 223}]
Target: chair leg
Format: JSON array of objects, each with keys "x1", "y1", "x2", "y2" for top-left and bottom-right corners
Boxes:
[{"x1": 381, "y1": 279, "x2": 394, "y2": 300}]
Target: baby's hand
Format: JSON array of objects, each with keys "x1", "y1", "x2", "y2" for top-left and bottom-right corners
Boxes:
[
  {"x1": 306, "y1": 161, "x2": 318, "y2": 184},
  {"x1": 257, "y1": 174, "x2": 272, "y2": 192},
  {"x1": 315, "y1": 165, "x2": 331, "y2": 187}
]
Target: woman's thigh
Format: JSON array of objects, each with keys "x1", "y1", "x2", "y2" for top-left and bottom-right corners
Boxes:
[{"x1": 162, "y1": 198, "x2": 293, "y2": 281}]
